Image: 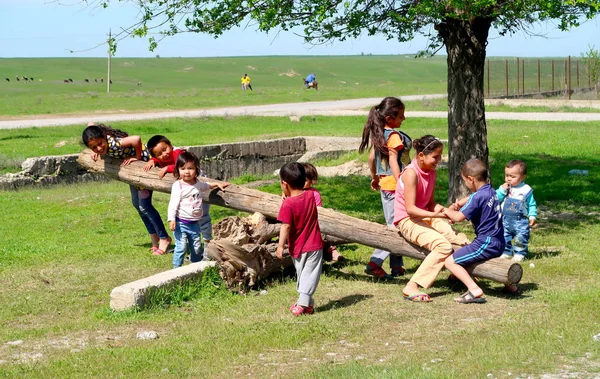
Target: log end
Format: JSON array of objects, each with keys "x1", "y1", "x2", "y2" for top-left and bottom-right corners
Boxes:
[{"x1": 507, "y1": 262, "x2": 523, "y2": 285}]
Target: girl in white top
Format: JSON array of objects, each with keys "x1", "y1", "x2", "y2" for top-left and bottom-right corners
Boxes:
[{"x1": 167, "y1": 151, "x2": 229, "y2": 268}]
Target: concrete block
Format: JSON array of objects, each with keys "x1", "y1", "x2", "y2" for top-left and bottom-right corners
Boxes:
[{"x1": 109, "y1": 261, "x2": 217, "y2": 311}]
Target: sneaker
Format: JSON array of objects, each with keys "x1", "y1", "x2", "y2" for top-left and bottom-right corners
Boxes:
[
  {"x1": 304, "y1": 305, "x2": 314, "y2": 315},
  {"x1": 365, "y1": 262, "x2": 393, "y2": 279},
  {"x1": 512, "y1": 254, "x2": 525, "y2": 262},
  {"x1": 390, "y1": 266, "x2": 406, "y2": 277},
  {"x1": 500, "y1": 253, "x2": 512, "y2": 259},
  {"x1": 290, "y1": 304, "x2": 305, "y2": 316}
]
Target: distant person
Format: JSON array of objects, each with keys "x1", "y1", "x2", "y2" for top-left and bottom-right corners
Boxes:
[
  {"x1": 241, "y1": 73, "x2": 252, "y2": 91},
  {"x1": 443, "y1": 158, "x2": 505, "y2": 303},
  {"x1": 276, "y1": 162, "x2": 324, "y2": 316},
  {"x1": 301, "y1": 162, "x2": 343, "y2": 262},
  {"x1": 144, "y1": 135, "x2": 215, "y2": 249},
  {"x1": 81, "y1": 123, "x2": 171, "y2": 255},
  {"x1": 167, "y1": 151, "x2": 229, "y2": 268},
  {"x1": 304, "y1": 73, "x2": 317, "y2": 90},
  {"x1": 359, "y1": 97, "x2": 411, "y2": 279},
  {"x1": 496, "y1": 159, "x2": 537, "y2": 262}
]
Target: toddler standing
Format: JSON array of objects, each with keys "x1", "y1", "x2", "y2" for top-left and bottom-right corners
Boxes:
[
  {"x1": 167, "y1": 151, "x2": 229, "y2": 268},
  {"x1": 496, "y1": 159, "x2": 537, "y2": 262},
  {"x1": 276, "y1": 162, "x2": 324, "y2": 316}
]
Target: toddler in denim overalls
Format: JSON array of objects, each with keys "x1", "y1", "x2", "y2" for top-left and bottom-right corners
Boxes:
[{"x1": 496, "y1": 160, "x2": 537, "y2": 262}]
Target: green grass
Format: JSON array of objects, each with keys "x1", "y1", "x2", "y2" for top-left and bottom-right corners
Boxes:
[
  {"x1": 405, "y1": 97, "x2": 600, "y2": 112},
  {"x1": 0, "y1": 116, "x2": 599, "y2": 377},
  {"x1": 0, "y1": 56, "x2": 448, "y2": 116}
]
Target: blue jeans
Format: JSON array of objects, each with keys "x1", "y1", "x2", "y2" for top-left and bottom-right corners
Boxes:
[
  {"x1": 370, "y1": 190, "x2": 404, "y2": 269},
  {"x1": 129, "y1": 185, "x2": 169, "y2": 239},
  {"x1": 199, "y1": 202, "x2": 212, "y2": 241},
  {"x1": 173, "y1": 220, "x2": 203, "y2": 268},
  {"x1": 503, "y1": 215, "x2": 530, "y2": 257}
]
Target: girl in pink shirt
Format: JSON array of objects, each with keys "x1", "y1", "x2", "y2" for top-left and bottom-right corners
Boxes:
[{"x1": 394, "y1": 135, "x2": 469, "y2": 302}]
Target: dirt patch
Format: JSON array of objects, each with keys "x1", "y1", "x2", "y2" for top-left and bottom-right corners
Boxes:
[
  {"x1": 246, "y1": 66, "x2": 257, "y2": 71},
  {"x1": 122, "y1": 62, "x2": 135, "y2": 67},
  {"x1": 183, "y1": 67, "x2": 194, "y2": 71},
  {"x1": 279, "y1": 69, "x2": 300, "y2": 77}
]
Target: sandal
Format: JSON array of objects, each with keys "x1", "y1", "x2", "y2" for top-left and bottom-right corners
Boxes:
[
  {"x1": 152, "y1": 248, "x2": 166, "y2": 256},
  {"x1": 403, "y1": 292, "x2": 432, "y2": 302},
  {"x1": 455, "y1": 290, "x2": 486, "y2": 304},
  {"x1": 149, "y1": 246, "x2": 159, "y2": 253}
]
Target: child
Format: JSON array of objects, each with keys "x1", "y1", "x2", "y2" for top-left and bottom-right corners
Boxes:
[
  {"x1": 276, "y1": 162, "x2": 324, "y2": 316},
  {"x1": 302, "y1": 162, "x2": 343, "y2": 262},
  {"x1": 167, "y1": 151, "x2": 229, "y2": 268},
  {"x1": 82, "y1": 123, "x2": 171, "y2": 255},
  {"x1": 358, "y1": 96, "x2": 412, "y2": 279},
  {"x1": 443, "y1": 158, "x2": 505, "y2": 304},
  {"x1": 496, "y1": 159, "x2": 537, "y2": 262},
  {"x1": 241, "y1": 73, "x2": 252, "y2": 91},
  {"x1": 394, "y1": 135, "x2": 470, "y2": 302},
  {"x1": 144, "y1": 135, "x2": 215, "y2": 248}
]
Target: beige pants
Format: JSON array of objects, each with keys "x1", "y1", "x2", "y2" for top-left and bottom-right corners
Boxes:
[{"x1": 397, "y1": 217, "x2": 469, "y2": 289}]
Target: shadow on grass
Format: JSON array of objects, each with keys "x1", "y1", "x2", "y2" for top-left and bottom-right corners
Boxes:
[{"x1": 316, "y1": 293, "x2": 373, "y2": 313}]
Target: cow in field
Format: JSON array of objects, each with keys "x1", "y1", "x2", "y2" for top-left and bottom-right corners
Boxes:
[{"x1": 84, "y1": 79, "x2": 89, "y2": 83}]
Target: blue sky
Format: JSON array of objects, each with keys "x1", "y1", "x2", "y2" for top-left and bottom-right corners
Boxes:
[{"x1": 2, "y1": 0, "x2": 599, "y2": 58}]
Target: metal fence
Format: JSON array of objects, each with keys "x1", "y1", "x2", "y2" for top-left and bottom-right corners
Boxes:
[{"x1": 484, "y1": 57, "x2": 599, "y2": 99}]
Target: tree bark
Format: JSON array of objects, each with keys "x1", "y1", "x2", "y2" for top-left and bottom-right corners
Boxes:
[
  {"x1": 78, "y1": 150, "x2": 522, "y2": 285},
  {"x1": 437, "y1": 17, "x2": 493, "y2": 202}
]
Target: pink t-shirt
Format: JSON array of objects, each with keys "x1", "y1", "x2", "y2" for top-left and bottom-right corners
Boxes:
[
  {"x1": 277, "y1": 191, "x2": 323, "y2": 258},
  {"x1": 305, "y1": 187, "x2": 323, "y2": 207},
  {"x1": 393, "y1": 159, "x2": 437, "y2": 224}
]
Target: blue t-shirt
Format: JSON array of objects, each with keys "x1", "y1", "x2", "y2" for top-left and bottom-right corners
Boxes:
[
  {"x1": 305, "y1": 73, "x2": 315, "y2": 83},
  {"x1": 460, "y1": 184, "x2": 504, "y2": 241}
]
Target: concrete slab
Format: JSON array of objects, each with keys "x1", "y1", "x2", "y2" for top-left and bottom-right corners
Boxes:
[{"x1": 110, "y1": 261, "x2": 216, "y2": 311}]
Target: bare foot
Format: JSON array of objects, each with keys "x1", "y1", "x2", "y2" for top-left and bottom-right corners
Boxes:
[{"x1": 158, "y1": 237, "x2": 172, "y2": 253}]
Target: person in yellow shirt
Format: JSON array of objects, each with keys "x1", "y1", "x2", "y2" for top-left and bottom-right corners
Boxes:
[{"x1": 241, "y1": 73, "x2": 252, "y2": 91}]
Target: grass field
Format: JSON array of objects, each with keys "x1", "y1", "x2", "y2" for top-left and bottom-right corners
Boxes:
[
  {"x1": 0, "y1": 115, "x2": 599, "y2": 377},
  {"x1": 0, "y1": 56, "x2": 448, "y2": 116}
]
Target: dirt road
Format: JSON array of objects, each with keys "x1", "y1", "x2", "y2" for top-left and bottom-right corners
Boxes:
[{"x1": 2, "y1": 95, "x2": 600, "y2": 130}]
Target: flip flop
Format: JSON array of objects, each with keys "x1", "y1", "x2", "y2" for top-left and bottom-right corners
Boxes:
[
  {"x1": 149, "y1": 246, "x2": 159, "y2": 253},
  {"x1": 152, "y1": 248, "x2": 166, "y2": 256},
  {"x1": 403, "y1": 292, "x2": 432, "y2": 302},
  {"x1": 455, "y1": 291, "x2": 486, "y2": 304}
]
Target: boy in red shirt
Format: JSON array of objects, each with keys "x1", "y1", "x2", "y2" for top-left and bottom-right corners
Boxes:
[{"x1": 276, "y1": 162, "x2": 324, "y2": 316}]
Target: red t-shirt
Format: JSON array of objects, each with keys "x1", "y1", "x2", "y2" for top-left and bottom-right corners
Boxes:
[
  {"x1": 277, "y1": 191, "x2": 323, "y2": 258},
  {"x1": 150, "y1": 148, "x2": 185, "y2": 173}
]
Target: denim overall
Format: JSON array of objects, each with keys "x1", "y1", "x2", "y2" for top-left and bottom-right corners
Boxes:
[{"x1": 502, "y1": 189, "x2": 532, "y2": 258}]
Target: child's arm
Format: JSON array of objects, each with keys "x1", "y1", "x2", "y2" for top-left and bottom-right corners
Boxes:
[
  {"x1": 143, "y1": 160, "x2": 156, "y2": 171},
  {"x1": 527, "y1": 192, "x2": 537, "y2": 226},
  {"x1": 207, "y1": 181, "x2": 230, "y2": 192},
  {"x1": 276, "y1": 223, "x2": 290, "y2": 259},
  {"x1": 167, "y1": 182, "x2": 181, "y2": 231},
  {"x1": 496, "y1": 184, "x2": 508, "y2": 202},
  {"x1": 388, "y1": 147, "x2": 401, "y2": 180},
  {"x1": 368, "y1": 149, "x2": 379, "y2": 191},
  {"x1": 403, "y1": 169, "x2": 445, "y2": 218},
  {"x1": 119, "y1": 136, "x2": 143, "y2": 166},
  {"x1": 449, "y1": 195, "x2": 470, "y2": 211},
  {"x1": 443, "y1": 208, "x2": 467, "y2": 223}
]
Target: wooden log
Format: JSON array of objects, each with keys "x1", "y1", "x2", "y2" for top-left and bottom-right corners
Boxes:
[{"x1": 77, "y1": 150, "x2": 522, "y2": 285}]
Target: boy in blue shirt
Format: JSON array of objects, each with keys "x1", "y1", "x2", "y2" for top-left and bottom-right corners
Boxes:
[{"x1": 443, "y1": 158, "x2": 505, "y2": 304}]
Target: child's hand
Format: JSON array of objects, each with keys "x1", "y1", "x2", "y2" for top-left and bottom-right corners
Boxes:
[
  {"x1": 169, "y1": 220, "x2": 176, "y2": 231},
  {"x1": 158, "y1": 167, "x2": 168, "y2": 178},
  {"x1": 276, "y1": 245, "x2": 284, "y2": 259},
  {"x1": 529, "y1": 218, "x2": 537, "y2": 227},
  {"x1": 432, "y1": 205, "x2": 446, "y2": 218},
  {"x1": 370, "y1": 177, "x2": 380, "y2": 191},
  {"x1": 143, "y1": 161, "x2": 156, "y2": 171},
  {"x1": 501, "y1": 182, "x2": 509, "y2": 190},
  {"x1": 216, "y1": 182, "x2": 230, "y2": 191},
  {"x1": 91, "y1": 152, "x2": 99, "y2": 162},
  {"x1": 121, "y1": 157, "x2": 138, "y2": 166}
]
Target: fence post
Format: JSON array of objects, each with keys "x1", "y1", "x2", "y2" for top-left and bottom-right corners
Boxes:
[
  {"x1": 538, "y1": 59, "x2": 541, "y2": 94},
  {"x1": 517, "y1": 57, "x2": 520, "y2": 98},
  {"x1": 505, "y1": 59, "x2": 509, "y2": 97},
  {"x1": 522, "y1": 59, "x2": 525, "y2": 96},
  {"x1": 577, "y1": 60, "x2": 580, "y2": 89},
  {"x1": 552, "y1": 60, "x2": 555, "y2": 92},
  {"x1": 487, "y1": 59, "x2": 490, "y2": 98},
  {"x1": 568, "y1": 56, "x2": 571, "y2": 100}
]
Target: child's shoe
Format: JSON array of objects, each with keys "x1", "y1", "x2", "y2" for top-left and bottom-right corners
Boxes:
[
  {"x1": 512, "y1": 254, "x2": 525, "y2": 262},
  {"x1": 304, "y1": 305, "x2": 314, "y2": 315},
  {"x1": 364, "y1": 262, "x2": 393, "y2": 279},
  {"x1": 500, "y1": 253, "x2": 512, "y2": 259},
  {"x1": 390, "y1": 266, "x2": 406, "y2": 277},
  {"x1": 290, "y1": 304, "x2": 306, "y2": 316}
]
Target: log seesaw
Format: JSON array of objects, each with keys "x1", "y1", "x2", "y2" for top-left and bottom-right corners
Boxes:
[{"x1": 77, "y1": 150, "x2": 522, "y2": 292}]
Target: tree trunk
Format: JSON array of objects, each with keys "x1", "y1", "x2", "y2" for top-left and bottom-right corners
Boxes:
[
  {"x1": 78, "y1": 150, "x2": 522, "y2": 285},
  {"x1": 437, "y1": 17, "x2": 493, "y2": 202}
]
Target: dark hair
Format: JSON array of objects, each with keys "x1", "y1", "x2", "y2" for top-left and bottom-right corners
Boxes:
[
  {"x1": 413, "y1": 135, "x2": 443, "y2": 155},
  {"x1": 82, "y1": 123, "x2": 128, "y2": 147},
  {"x1": 147, "y1": 135, "x2": 172, "y2": 154},
  {"x1": 506, "y1": 159, "x2": 527, "y2": 175},
  {"x1": 359, "y1": 97, "x2": 405, "y2": 156},
  {"x1": 461, "y1": 158, "x2": 488, "y2": 181},
  {"x1": 174, "y1": 151, "x2": 201, "y2": 179},
  {"x1": 279, "y1": 162, "x2": 306, "y2": 190},
  {"x1": 302, "y1": 162, "x2": 318, "y2": 182}
]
